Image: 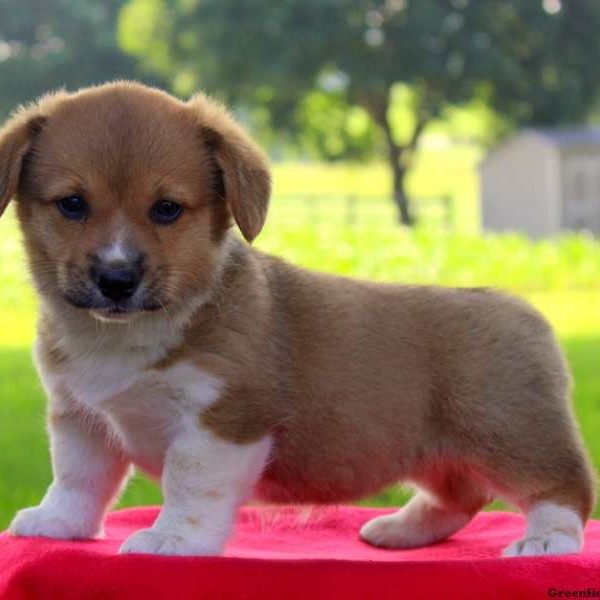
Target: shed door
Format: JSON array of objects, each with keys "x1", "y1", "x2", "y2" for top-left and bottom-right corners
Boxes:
[{"x1": 563, "y1": 157, "x2": 600, "y2": 233}]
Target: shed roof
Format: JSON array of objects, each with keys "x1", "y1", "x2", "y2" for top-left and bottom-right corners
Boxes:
[
  {"x1": 532, "y1": 127, "x2": 600, "y2": 147},
  {"x1": 480, "y1": 127, "x2": 600, "y2": 170}
]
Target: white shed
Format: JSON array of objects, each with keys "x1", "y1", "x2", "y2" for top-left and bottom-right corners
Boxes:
[{"x1": 480, "y1": 129, "x2": 600, "y2": 237}]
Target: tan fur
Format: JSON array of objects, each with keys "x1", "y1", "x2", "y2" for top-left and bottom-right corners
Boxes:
[{"x1": 0, "y1": 82, "x2": 595, "y2": 546}]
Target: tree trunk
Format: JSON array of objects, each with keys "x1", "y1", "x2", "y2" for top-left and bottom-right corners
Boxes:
[
  {"x1": 359, "y1": 91, "x2": 427, "y2": 226},
  {"x1": 389, "y1": 149, "x2": 413, "y2": 225}
]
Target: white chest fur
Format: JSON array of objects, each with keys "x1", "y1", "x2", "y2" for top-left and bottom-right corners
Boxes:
[{"x1": 38, "y1": 336, "x2": 223, "y2": 477}]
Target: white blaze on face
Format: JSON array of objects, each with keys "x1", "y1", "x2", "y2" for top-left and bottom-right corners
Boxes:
[{"x1": 98, "y1": 230, "x2": 129, "y2": 266}]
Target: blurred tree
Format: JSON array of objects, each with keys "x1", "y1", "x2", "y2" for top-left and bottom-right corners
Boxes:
[
  {"x1": 294, "y1": 90, "x2": 381, "y2": 162},
  {"x1": 120, "y1": 0, "x2": 600, "y2": 224},
  {"x1": 0, "y1": 0, "x2": 150, "y2": 119},
  {"x1": 481, "y1": 1, "x2": 600, "y2": 129}
]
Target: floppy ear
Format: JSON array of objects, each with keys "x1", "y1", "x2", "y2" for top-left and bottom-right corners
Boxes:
[
  {"x1": 0, "y1": 109, "x2": 46, "y2": 219},
  {"x1": 190, "y1": 94, "x2": 271, "y2": 242}
]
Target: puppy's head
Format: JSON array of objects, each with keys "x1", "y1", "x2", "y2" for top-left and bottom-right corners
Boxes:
[{"x1": 0, "y1": 82, "x2": 270, "y2": 322}]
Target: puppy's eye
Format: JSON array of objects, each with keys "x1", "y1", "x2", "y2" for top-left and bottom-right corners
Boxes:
[
  {"x1": 150, "y1": 200, "x2": 183, "y2": 225},
  {"x1": 57, "y1": 195, "x2": 89, "y2": 221}
]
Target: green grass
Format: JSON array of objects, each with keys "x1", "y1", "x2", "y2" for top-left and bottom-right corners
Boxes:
[{"x1": 1, "y1": 157, "x2": 599, "y2": 529}]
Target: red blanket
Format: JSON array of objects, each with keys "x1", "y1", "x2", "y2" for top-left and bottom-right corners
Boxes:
[{"x1": 1, "y1": 506, "x2": 599, "y2": 599}]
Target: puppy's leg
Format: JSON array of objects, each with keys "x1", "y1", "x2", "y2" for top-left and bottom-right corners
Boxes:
[
  {"x1": 120, "y1": 428, "x2": 271, "y2": 556},
  {"x1": 360, "y1": 471, "x2": 489, "y2": 549},
  {"x1": 503, "y1": 502, "x2": 584, "y2": 557},
  {"x1": 360, "y1": 492, "x2": 474, "y2": 549},
  {"x1": 477, "y1": 386, "x2": 595, "y2": 556},
  {"x1": 473, "y1": 315, "x2": 596, "y2": 556},
  {"x1": 10, "y1": 409, "x2": 130, "y2": 539},
  {"x1": 501, "y1": 458, "x2": 595, "y2": 557}
]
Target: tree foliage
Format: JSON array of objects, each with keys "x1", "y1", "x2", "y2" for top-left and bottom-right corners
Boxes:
[
  {"x1": 119, "y1": 0, "x2": 600, "y2": 223},
  {"x1": 2, "y1": 0, "x2": 597, "y2": 223},
  {"x1": 0, "y1": 0, "x2": 145, "y2": 119}
]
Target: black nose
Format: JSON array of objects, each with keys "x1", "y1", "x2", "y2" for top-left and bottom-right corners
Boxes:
[{"x1": 95, "y1": 268, "x2": 141, "y2": 302}]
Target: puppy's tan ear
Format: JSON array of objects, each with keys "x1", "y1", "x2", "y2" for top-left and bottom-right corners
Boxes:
[
  {"x1": 190, "y1": 95, "x2": 271, "y2": 242},
  {"x1": 0, "y1": 110, "x2": 46, "y2": 219}
]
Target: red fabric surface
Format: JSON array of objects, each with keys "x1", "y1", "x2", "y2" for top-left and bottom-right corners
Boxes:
[{"x1": 1, "y1": 506, "x2": 599, "y2": 600}]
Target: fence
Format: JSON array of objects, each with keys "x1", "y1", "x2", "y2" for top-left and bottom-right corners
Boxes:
[{"x1": 269, "y1": 194, "x2": 455, "y2": 230}]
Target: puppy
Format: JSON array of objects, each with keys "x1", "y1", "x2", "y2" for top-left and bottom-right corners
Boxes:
[{"x1": 0, "y1": 82, "x2": 595, "y2": 557}]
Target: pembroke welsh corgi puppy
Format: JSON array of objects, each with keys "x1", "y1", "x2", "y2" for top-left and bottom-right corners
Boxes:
[{"x1": 0, "y1": 82, "x2": 595, "y2": 556}]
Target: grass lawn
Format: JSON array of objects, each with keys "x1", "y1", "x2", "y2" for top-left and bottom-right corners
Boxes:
[{"x1": 0, "y1": 159, "x2": 599, "y2": 529}]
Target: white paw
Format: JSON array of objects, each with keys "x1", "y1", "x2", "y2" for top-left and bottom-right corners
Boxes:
[
  {"x1": 503, "y1": 532, "x2": 582, "y2": 557},
  {"x1": 10, "y1": 505, "x2": 99, "y2": 540},
  {"x1": 119, "y1": 528, "x2": 223, "y2": 557},
  {"x1": 360, "y1": 514, "x2": 406, "y2": 548}
]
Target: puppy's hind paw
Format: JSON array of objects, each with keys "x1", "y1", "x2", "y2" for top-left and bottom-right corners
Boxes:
[
  {"x1": 504, "y1": 502, "x2": 584, "y2": 557},
  {"x1": 360, "y1": 514, "x2": 408, "y2": 549},
  {"x1": 503, "y1": 532, "x2": 581, "y2": 557}
]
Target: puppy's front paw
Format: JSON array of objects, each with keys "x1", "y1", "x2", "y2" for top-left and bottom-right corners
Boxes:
[
  {"x1": 119, "y1": 528, "x2": 223, "y2": 557},
  {"x1": 10, "y1": 505, "x2": 99, "y2": 540}
]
